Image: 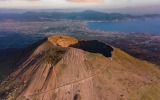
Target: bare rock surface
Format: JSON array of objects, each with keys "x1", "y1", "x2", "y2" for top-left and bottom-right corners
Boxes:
[{"x1": 0, "y1": 35, "x2": 160, "y2": 100}]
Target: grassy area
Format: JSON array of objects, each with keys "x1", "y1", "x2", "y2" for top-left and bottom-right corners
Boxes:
[
  {"x1": 139, "y1": 82, "x2": 160, "y2": 100},
  {"x1": 84, "y1": 52, "x2": 102, "y2": 70},
  {"x1": 114, "y1": 47, "x2": 160, "y2": 72},
  {"x1": 39, "y1": 47, "x2": 67, "y2": 65}
]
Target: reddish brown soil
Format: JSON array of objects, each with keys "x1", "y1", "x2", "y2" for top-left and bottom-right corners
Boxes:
[{"x1": 0, "y1": 36, "x2": 159, "y2": 100}]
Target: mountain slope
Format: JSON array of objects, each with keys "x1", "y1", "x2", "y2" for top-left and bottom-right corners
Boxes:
[{"x1": 0, "y1": 36, "x2": 160, "y2": 100}]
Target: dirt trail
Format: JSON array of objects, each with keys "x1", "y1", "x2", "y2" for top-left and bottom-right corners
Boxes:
[
  {"x1": 1, "y1": 36, "x2": 160, "y2": 100},
  {"x1": 26, "y1": 58, "x2": 107, "y2": 97},
  {"x1": 21, "y1": 48, "x2": 106, "y2": 100}
]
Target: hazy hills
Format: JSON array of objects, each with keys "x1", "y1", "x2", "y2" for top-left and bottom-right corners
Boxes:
[
  {"x1": 0, "y1": 36, "x2": 159, "y2": 100},
  {"x1": 1, "y1": 5, "x2": 160, "y2": 14},
  {"x1": 0, "y1": 10, "x2": 160, "y2": 21},
  {"x1": 100, "y1": 5, "x2": 160, "y2": 15}
]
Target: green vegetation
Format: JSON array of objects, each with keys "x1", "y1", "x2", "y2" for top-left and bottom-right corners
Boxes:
[
  {"x1": 6, "y1": 83, "x2": 27, "y2": 100},
  {"x1": 39, "y1": 47, "x2": 67, "y2": 65},
  {"x1": 114, "y1": 47, "x2": 160, "y2": 73},
  {"x1": 86, "y1": 52, "x2": 101, "y2": 61},
  {"x1": 102, "y1": 68, "x2": 112, "y2": 79},
  {"x1": 139, "y1": 82, "x2": 160, "y2": 100},
  {"x1": 84, "y1": 53, "x2": 101, "y2": 70}
]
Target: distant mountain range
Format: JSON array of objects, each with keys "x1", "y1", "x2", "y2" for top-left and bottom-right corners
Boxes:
[
  {"x1": 100, "y1": 5, "x2": 160, "y2": 15},
  {"x1": 0, "y1": 5, "x2": 160, "y2": 14},
  {"x1": 0, "y1": 10, "x2": 160, "y2": 21}
]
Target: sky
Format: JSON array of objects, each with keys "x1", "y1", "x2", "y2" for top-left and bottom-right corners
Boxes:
[{"x1": 0, "y1": 0, "x2": 160, "y2": 9}]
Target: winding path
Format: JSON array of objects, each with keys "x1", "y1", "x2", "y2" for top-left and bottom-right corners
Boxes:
[{"x1": 26, "y1": 63, "x2": 108, "y2": 98}]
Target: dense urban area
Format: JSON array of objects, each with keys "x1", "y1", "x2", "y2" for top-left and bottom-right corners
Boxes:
[{"x1": 0, "y1": 20, "x2": 160, "y2": 67}]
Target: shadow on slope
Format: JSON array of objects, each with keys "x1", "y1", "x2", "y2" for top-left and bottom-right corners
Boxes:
[
  {"x1": 70, "y1": 40, "x2": 113, "y2": 57},
  {"x1": 0, "y1": 48, "x2": 23, "y2": 81}
]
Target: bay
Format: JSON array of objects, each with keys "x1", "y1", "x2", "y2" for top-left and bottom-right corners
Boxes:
[{"x1": 87, "y1": 18, "x2": 160, "y2": 34}]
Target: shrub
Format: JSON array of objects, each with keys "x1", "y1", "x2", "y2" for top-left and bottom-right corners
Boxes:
[{"x1": 39, "y1": 47, "x2": 67, "y2": 65}]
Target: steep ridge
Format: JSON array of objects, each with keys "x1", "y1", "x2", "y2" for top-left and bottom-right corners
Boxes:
[{"x1": 0, "y1": 35, "x2": 160, "y2": 100}]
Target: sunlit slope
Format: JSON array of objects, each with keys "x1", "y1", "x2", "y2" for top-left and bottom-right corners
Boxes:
[
  {"x1": 48, "y1": 35, "x2": 78, "y2": 47},
  {"x1": 0, "y1": 36, "x2": 159, "y2": 100}
]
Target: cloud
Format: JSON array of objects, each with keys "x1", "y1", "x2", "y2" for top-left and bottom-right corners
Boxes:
[
  {"x1": 0, "y1": 0, "x2": 39, "y2": 1},
  {"x1": 66, "y1": 0, "x2": 104, "y2": 2}
]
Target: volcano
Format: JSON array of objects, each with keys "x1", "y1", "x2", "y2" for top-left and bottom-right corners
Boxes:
[{"x1": 0, "y1": 35, "x2": 160, "y2": 100}]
